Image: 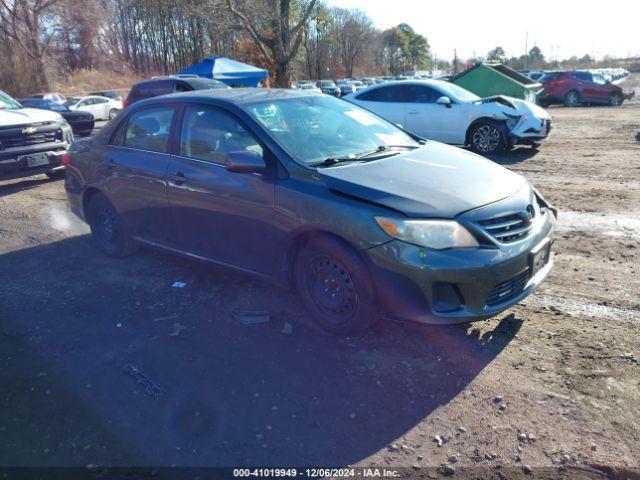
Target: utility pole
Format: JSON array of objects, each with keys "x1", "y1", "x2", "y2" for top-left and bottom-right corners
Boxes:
[
  {"x1": 524, "y1": 31, "x2": 529, "y2": 70},
  {"x1": 453, "y1": 49, "x2": 459, "y2": 74}
]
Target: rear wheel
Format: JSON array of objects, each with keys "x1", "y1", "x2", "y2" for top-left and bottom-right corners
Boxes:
[
  {"x1": 610, "y1": 93, "x2": 623, "y2": 106},
  {"x1": 108, "y1": 108, "x2": 119, "y2": 120},
  {"x1": 294, "y1": 236, "x2": 378, "y2": 334},
  {"x1": 86, "y1": 192, "x2": 138, "y2": 258},
  {"x1": 469, "y1": 120, "x2": 508, "y2": 155},
  {"x1": 564, "y1": 90, "x2": 580, "y2": 107}
]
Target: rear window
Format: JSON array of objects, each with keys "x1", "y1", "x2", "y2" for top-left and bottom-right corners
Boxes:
[
  {"x1": 540, "y1": 73, "x2": 564, "y2": 82},
  {"x1": 185, "y1": 78, "x2": 230, "y2": 90},
  {"x1": 133, "y1": 80, "x2": 173, "y2": 97},
  {"x1": 357, "y1": 86, "x2": 406, "y2": 102}
]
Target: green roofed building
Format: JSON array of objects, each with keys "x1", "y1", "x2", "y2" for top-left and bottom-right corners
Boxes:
[{"x1": 450, "y1": 63, "x2": 543, "y2": 103}]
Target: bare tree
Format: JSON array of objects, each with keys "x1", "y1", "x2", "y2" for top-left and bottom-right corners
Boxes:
[
  {"x1": 0, "y1": 0, "x2": 61, "y2": 88},
  {"x1": 227, "y1": 0, "x2": 318, "y2": 87},
  {"x1": 332, "y1": 8, "x2": 373, "y2": 77}
]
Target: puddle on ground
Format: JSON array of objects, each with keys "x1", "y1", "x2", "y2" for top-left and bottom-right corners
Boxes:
[
  {"x1": 524, "y1": 294, "x2": 640, "y2": 322},
  {"x1": 557, "y1": 211, "x2": 640, "y2": 238}
]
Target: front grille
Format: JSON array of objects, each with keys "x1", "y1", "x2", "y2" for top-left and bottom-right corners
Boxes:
[
  {"x1": 477, "y1": 211, "x2": 534, "y2": 243},
  {"x1": 486, "y1": 269, "x2": 530, "y2": 307},
  {"x1": 0, "y1": 128, "x2": 62, "y2": 149}
]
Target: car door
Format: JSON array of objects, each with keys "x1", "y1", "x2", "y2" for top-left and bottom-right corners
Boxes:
[
  {"x1": 352, "y1": 85, "x2": 406, "y2": 129},
  {"x1": 104, "y1": 105, "x2": 177, "y2": 244},
  {"x1": 93, "y1": 98, "x2": 109, "y2": 119},
  {"x1": 166, "y1": 104, "x2": 279, "y2": 276},
  {"x1": 590, "y1": 74, "x2": 612, "y2": 103},
  {"x1": 402, "y1": 84, "x2": 442, "y2": 140}
]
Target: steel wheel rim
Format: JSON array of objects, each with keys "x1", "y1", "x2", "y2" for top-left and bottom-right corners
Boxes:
[
  {"x1": 94, "y1": 203, "x2": 119, "y2": 246},
  {"x1": 472, "y1": 125, "x2": 501, "y2": 153},
  {"x1": 306, "y1": 256, "x2": 357, "y2": 323}
]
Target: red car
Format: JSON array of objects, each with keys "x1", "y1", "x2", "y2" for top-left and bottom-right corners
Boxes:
[{"x1": 538, "y1": 70, "x2": 630, "y2": 107}]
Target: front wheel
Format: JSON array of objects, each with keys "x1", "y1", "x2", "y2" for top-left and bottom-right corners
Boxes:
[
  {"x1": 86, "y1": 193, "x2": 138, "y2": 258},
  {"x1": 294, "y1": 236, "x2": 378, "y2": 334},
  {"x1": 610, "y1": 93, "x2": 623, "y2": 106},
  {"x1": 469, "y1": 121, "x2": 508, "y2": 155}
]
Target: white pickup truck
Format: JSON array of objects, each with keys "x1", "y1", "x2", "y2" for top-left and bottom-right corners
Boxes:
[{"x1": 0, "y1": 90, "x2": 73, "y2": 180}]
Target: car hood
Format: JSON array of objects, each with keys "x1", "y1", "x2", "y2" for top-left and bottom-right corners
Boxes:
[
  {"x1": 318, "y1": 141, "x2": 527, "y2": 218},
  {"x1": 0, "y1": 107, "x2": 62, "y2": 127},
  {"x1": 480, "y1": 95, "x2": 549, "y2": 120}
]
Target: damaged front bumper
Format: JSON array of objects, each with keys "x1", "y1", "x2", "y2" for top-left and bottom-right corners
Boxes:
[{"x1": 508, "y1": 116, "x2": 552, "y2": 144}]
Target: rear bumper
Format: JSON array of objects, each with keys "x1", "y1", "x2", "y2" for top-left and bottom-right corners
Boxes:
[{"x1": 365, "y1": 210, "x2": 555, "y2": 325}]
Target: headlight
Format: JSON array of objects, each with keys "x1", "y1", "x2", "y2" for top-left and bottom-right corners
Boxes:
[
  {"x1": 375, "y1": 217, "x2": 479, "y2": 250},
  {"x1": 504, "y1": 112, "x2": 522, "y2": 128}
]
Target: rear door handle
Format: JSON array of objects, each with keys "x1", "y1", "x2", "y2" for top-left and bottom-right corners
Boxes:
[
  {"x1": 407, "y1": 110, "x2": 419, "y2": 115},
  {"x1": 172, "y1": 171, "x2": 187, "y2": 185},
  {"x1": 107, "y1": 158, "x2": 116, "y2": 169}
]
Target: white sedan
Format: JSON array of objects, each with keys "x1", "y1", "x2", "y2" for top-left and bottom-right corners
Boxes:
[
  {"x1": 344, "y1": 80, "x2": 551, "y2": 155},
  {"x1": 66, "y1": 95, "x2": 122, "y2": 120}
]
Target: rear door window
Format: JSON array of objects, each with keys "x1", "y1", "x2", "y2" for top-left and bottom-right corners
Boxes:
[
  {"x1": 122, "y1": 107, "x2": 175, "y2": 153},
  {"x1": 356, "y1": 86, "x2": 406, "y2": 102}
]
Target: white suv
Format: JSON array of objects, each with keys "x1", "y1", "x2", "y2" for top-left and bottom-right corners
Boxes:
[
  {"x1": 0, "y1": 90, "x2": 73, "y2": 180},
  {"x1": 344, "y1": 80, "x2": 551, "y2": 155}
]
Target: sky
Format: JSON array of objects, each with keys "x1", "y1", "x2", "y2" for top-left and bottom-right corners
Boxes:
[{"x1": 326, "y1": 0, "x2": 639, "y2": 62}]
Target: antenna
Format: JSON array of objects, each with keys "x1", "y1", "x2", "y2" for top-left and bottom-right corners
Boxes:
[{"x1": 524, "y1": 31, "x2": 529, "y2": 70}]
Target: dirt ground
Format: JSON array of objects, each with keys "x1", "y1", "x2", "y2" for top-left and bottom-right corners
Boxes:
[{"x1": 1, "y1": 76, "x2": 639, "y2": 479}]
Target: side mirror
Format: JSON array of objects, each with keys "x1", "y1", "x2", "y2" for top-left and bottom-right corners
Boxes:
[
  {"x1": 225, "y1": 150, "x2": 266, "y2": 174},
  {"x1": 437, "y1": 96, "x2": 452, "y2": 107}
]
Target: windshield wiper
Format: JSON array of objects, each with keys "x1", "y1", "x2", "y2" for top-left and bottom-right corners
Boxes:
[
  {"x1": 312, "y1": 144, "x2": 421, "y2": 168},
  {"x1": 354, "y1": 144, "x2": 420, "y2": 160},
  {"x1": 311, "y1": 156, "x2": 361, "y2": 168}
]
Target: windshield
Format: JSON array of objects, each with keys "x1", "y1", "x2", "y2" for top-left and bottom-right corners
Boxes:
[
  {"x1": 436, "y1": 82, "x2": 481, "y2": 103},
  {"x1": 0, "y1": 91, "x2": 21, "y2": 110},
  {"x1": 319, "y1": 81, "x2": 335, "y2": 87},
  {"x1": 245, "y1": 95, "x2": 419, "y2": 166}
]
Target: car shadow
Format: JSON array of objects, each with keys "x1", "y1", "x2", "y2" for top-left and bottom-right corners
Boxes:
[
  {"x1": 0, "y1": 235, "x2": 522, "y2": 467},
  {"x1": 635, "y1": 131, "x2": 640, "y2": 142},
  {"x1": 481, "y1": 146, "x2": 540, "y2": 165},
  {"x1": 0, "y1": 176, "x2": 54, "y2": 197}
]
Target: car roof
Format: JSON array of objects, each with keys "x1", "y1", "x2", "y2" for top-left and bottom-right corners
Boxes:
[
  {"x1": 361, "y1": 79, "x2": 451, "y2": 89},
  {"x1": 132, "y1": 88, "x2": 320, "y2": 107}
]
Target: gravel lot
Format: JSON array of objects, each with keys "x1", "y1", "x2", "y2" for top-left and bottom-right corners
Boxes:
[{"x1": 1, "y1": 76, "x2": 639, "y2": 479}]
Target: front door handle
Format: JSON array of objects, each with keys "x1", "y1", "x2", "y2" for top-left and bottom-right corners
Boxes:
[
  {"x1": 407, "y1": 110, "x2": 419, "y2": 115},
  {"x1": 172, "y1": 171, "x2": 187, "y2": 185},
  {"x1": 107, "y1": 158, "x2": 116, "y2": 169}
]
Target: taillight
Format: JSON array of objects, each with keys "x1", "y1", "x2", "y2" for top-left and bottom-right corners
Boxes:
[
  {"x1": 61, "y1": 152, "x2": 72, "y2": 166},
  {"x1": 122, "y1": 99, "x2": 129, "y2": 109}
]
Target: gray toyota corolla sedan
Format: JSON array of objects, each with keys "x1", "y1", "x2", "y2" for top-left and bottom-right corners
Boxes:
[{"x1": 64, "y1": 88, "x2": 556, "y2": 333}]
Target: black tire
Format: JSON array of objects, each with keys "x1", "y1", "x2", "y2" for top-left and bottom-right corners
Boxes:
[
  {"x1": 108, "y1": 108, "x2": 119, "y2": 120},
  {"x1": 45, "y1": 169, "x2": 66, "y2": 180},
  {"x1": 469, "y1": 120, "x2": 508, "y2": 155},
  {"x1": 564, "y1": 90, "x2": 580, "y2": 107},
  {"x1": 294, "y1": 235, "x2": 378, "y2": 334},
  {"x1": 610, "y1": 93, "x2": 623, "y2": 106},
  {"x1": 86, "y1": 192, "x2": 138, "y2": 258}
]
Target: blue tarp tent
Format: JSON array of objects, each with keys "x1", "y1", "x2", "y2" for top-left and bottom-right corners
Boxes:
[{"x1": 178, "y1": 56, "x2": 268, "y2": 87}]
